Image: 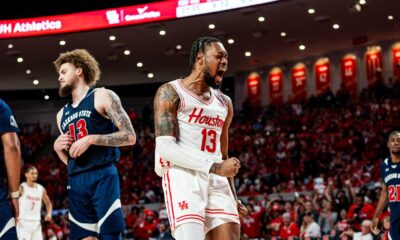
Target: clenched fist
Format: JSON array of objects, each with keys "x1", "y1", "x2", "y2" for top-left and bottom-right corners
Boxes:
[{"x1": 210, "y1": 157, "x2": 240, "y2": 177}]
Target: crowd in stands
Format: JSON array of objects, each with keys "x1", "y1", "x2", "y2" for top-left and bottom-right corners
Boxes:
[{"x1": 22, "y1": 77, "x2": 400, "y2": 239}]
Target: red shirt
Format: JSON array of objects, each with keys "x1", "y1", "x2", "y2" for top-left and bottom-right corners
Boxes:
[
  {"x1": 279, "y1": 222, "x2": 300, "y2": 240},
  {"x1": 135, "y1": 220, "x2": 158, "y2": 239},
  {"x1": 241, "y1": 208, "x2": 265, "y2": 238}
]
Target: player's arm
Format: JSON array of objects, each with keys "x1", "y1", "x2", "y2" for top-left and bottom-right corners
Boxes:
[
  {"x1": 220, "y1": 96, "x2": 236, "y2": 193},
  {"x1": 3, "y1": 132, "x2": 21, "y2": 195},
  {"x1": 68, "y1": 89, "x2": 136, "y2": 158},
  {"x1": 220, "y1": 96, "x2": 247, "y2": 217},
  {"x1": 154, "y1": 84, "x2": 239, "y2": 176},
  {"x1": 42, "y1": 188, "x2": 53, "y2": 222},
  {"x1": 371, "y1": 182, "x2": 388, "y2": 234},
  {"x1": 2, "y1": 131, "x2": 22, "y2": 219},
  {"x1": 92, "y1": 89, "x2": 136, "y2": 146},
  {"x1": 53, "y1": 109, "x2": 71, "y2": 165}
]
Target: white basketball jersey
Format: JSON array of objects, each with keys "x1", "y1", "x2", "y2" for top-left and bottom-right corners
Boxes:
[
  {"x1": 19, "y1": 182, "x2": 44, "y2": 221},
  {"x1": 155, "y1": 79, "x2": 228, "y2": 176}
]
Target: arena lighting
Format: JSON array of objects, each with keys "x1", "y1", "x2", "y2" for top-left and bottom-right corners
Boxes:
[
  {"x1": 17, "y1": 57, "x2": 23, "y2": 63},
  {"x1": 258, "y1": 16, "x2": 265, "y2": 22},
  {"x1": 148, "y1": 73, "x2": 154, "y2": 78},
  {"x1": 359, "y1": 0, "x2": 366, "y2": 5},
  {"x1": 208, "y1": 24, "x2": 215, "y2": 29},
  {"x1": 159, "y1": 30, "x2": 166, "y2": 35},
  {"x1": 44, "y1": 95, "x2": 49, "y2": 100},
  {"x1": 0, "y1": 0, "x2": 280, "y2": 39},
  {"x1": 176, "y1": 45, "x2": 182, "y2": 50},
  {"x1": 59, "y1": 40, "x2": 66, "y2": 46},
  {"x1": 227, "y1": 38, "x2": 234, "y2": 44},
  {"x1": 299, "y1": 45, "x2": 306, "y2": 50},
  {"x1": 123, "y1": 49, "x2": 131, "y2": 55},
  {"x1": 280, "y1": 32, "x2": 286, "y2": 37},
  {"x1": 388, "y1": 15, "x2": 394, "y2": 20},
  {"x1": 137, "y1": 62, "x2": 143, "y2": 67},
  {"x1": 333, "y1": 24, "x2": 340, "y2": 29},
  {"x1": 25, "y1": 69, "x2": 31, "y2": 75},
  {"x1": 245, "y1": 51, "x2": 252, "y2": 57},
  {"x1": 7, "y1": 43, "x2": 13, "y2": 49},
  {"x1": 109, "y1": 35, "x2": 116, "y2": 41},
  {"x1": 32, "y1": 79, "x2": 39, "y2": 85},
  {"x1": 308, "y1": 8, "x2": 315, "y2": 14}
]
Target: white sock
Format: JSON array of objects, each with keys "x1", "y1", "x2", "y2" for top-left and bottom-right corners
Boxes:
[{"x1": 174, "y1": 223, "x2": 205, "y2": 240}]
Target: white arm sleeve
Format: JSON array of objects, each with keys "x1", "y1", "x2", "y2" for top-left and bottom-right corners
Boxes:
[{"x1": 156, "y1": 136, "x2": 217, "y2": 174}]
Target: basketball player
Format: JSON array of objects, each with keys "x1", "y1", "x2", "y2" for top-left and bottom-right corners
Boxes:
[
  {"x1": 371, "y1": 130, "x2": 400, "y2": 239},
  {"x1": 154, "y1": 37, "x2": 247, "y2": 240},
  {"x1": 53, "y1": 49, "x2": 136, "y2": 240},
  {"x1": 17, "y1": 166, "x2": 53, "y2": 240},
  {"x1": 0, "y1": 99, "x2": 22, "y2": 239}
]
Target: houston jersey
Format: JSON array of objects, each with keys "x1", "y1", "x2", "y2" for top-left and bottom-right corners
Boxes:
[
  {"x1": 155, "y1": 79, "x2": 228, "y2": 176},
  {"x1": 381, "y1": 157, "x2": 400, "y2": 224},
  {"x1": 19, "y1": 182, "x2": 44, "y2": 221},
  {"x1": 60, "y1": 88, "x2": 120, "y2": 176}
]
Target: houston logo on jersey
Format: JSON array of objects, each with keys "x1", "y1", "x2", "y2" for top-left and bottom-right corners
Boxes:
[{"x1": 188, "y1": 107, "x2": 224, "y2": 129}]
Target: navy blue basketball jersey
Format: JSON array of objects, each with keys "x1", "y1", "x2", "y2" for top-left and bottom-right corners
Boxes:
[
  {"x1": 381, "y1": 157, "x2": 400, "y2": 225},
  {"x1": 0, "y1": 99, "x2": 19, "y2": 190},
  {"x1": 60, "y1": 88, "x2": 120, "y2": 176}
]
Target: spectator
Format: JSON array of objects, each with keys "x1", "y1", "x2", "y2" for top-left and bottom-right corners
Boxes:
[
  {"x1": 300, "y1": 211, "x2": 321, "y2": 239},
  {"x1": 340, "y1": 219, "x2": 373, "y2": 240},
  {"x1": 279, "y1": 212, "x2": 300, "y2": 240}
]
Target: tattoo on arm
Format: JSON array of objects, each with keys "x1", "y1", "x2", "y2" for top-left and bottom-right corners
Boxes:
[
  {"x1": 95, "y1": 90, "x2": 136, "y2": 146},
  {"x1": 154, "y1": 84, "x2": 180, "y2": 137},
  {"x1": 209, "y1": 163, "x2": 222, "y2": 174}
]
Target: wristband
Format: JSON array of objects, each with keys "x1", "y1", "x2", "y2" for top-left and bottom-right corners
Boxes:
[{"x1": 9, "y1": 191, "x2": 20, "y2": 199}]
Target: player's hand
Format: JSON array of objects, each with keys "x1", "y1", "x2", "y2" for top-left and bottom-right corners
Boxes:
[
  {"x1": 10, "y1": 198, "x2": 19, "y2": 220},
  {"x1": 44, "y1": 214, "x2": 52, "y2": 222},
  {"x1": 237, "y1": 200, "x2": 248, "y2": 220},
  {"x1": 54, "y1": 132, "x2": 73, "y2": 152},
  {"x1": 370, "y1": 217, "x2": 380, "y2": 235},
  {"x1": 69, "y1": 135, "x2": 93, "y2": 158},
  {"x1": 210, "y1": 157, "x2": 240, "y2": 177}
]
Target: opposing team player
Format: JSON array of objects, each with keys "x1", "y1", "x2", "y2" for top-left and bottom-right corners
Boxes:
[
  {"x1": 53, "y1": 49, "x2": 136, "y2": 240},
  {"x1": 0, "y1": 99, "x2": 22, "y2": 239},
  {"x1": 154, "y1": 37, "x2": 247, "y2": 240},
  {"x1": 17, "y1": 166, "x2": 53, "y2": 240},
  {"x1": 372, "y1": 130, "x2": 400, "y2": 239}
]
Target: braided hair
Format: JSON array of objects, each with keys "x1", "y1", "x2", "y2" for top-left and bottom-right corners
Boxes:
[{"x1": 189, "y1": 37, "x2": 222, "y2": 72}]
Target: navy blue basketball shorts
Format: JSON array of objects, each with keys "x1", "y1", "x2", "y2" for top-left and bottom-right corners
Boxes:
[
  {"x1": 390, "y1": 221, "x2": 400, "y2": 240},
  {"x1": 0, "y1": 189, "x2": 17, "y2": 240},
  {"x1": 67, "y1": 164, "x2": 124, "y2": 240}
]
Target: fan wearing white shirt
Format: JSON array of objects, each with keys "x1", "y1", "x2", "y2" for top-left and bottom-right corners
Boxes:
[
  {"x1": 340, "y1": 219, "x2": 373, "y2": 240},
  {"x1": 300, "y1": 211, "x2": 321, "y2": 239}
]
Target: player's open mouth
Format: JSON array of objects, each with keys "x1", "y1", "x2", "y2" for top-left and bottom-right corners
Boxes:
[{"x1": 216, "y1": 70, "x2": 225, "y2": 81}]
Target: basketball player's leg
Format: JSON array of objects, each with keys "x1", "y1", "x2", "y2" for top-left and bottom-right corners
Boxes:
[
  {"x1": 161, "y1": 166, "x2": 208, "y2": 238},
  {"x1": 93, "y1": 165, "x2": 124, "y2": 240},
  {"x1": 68, "y1": 173, "x2": 100, "y2": 239},
  {"x1": 30, "y1": 221, "x2": 44, "y2": 240},
  {"x1": 205, "y1": 174, "x2": 240, "y2": 240},
  {"x1": 174, "y1": 222, "x2": 205, "y2": 240},
  {"x1": 206, "y1": 222, "x2": 240, "y2": 240}
]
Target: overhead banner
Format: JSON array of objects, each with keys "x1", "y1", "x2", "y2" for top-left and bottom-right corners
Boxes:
[
  {"x1": 247, "y1": 72, "x2": 261, "y2": 100},
  {"x1": 291, "y1": 63, "x2": 307, "y2": 102},
  {"x1": 0, "y1": 0, "x2": 279, "y2": 38},
  {"x1": 340, "y1": 54, "x2": 358, "y2": 96},
  {"x1": 268, "y1": 67, "x2": 283, "y2": 105},
  {"x1": 365, "y1": 46, "x2": 383, "y2": 87},
  {"x1": 393, "y1": 43, "x2": 400, "y2": 80},
  {"x1": 314, "y1": 58, "x2": 331, "y2": 96}
]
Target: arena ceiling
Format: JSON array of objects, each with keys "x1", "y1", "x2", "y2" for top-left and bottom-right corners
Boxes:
[{"x1": 0, "y1": 0, "x2": 399, "y2": 92}]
